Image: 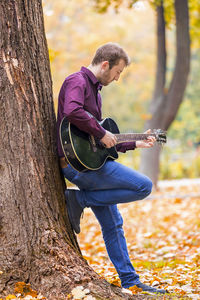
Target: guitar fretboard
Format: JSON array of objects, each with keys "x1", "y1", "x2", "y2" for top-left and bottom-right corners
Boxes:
[{"x1": 115, "y1": 133, "x2": 155, "y2": 144}]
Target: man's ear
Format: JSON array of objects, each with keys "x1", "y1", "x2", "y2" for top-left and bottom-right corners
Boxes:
[{"x1": 101, "y1": 61, "x2": 109, "y2": 70}]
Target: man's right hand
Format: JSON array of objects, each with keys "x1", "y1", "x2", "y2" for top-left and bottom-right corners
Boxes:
[{"x1": 100, "y1": 130, "x2": 117, "y2": 148}]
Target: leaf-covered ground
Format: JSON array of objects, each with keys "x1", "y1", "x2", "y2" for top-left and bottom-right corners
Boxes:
[
  {"x1": 78, "y1": 179, "x2": 200, "y2": 299},
  {"x1": 1, "y1": 179, "x2": 200, "y2": 299}
]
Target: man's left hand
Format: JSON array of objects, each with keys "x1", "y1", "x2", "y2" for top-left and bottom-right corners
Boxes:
[{"x1": 136, "y1": 129, "x2": 156, "y2": 148}]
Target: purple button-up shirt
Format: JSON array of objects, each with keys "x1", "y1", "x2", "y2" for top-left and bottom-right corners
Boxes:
[{"x1": 56, "y1": 66, "x2": 136, "y2": 157}]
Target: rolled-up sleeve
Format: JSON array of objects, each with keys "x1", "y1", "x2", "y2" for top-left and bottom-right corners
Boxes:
[{"x1": 116, "y1": 141, "x2": 136, "y2": 153}]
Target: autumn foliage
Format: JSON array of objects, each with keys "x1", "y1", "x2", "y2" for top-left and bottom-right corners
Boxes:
[{"x1": 1, "y1": 180, "x2": 200, "y2": 299}]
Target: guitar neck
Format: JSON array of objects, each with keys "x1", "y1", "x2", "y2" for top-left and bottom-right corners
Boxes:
[{"x1": 115, "y1": 133, "x2": 155, "y2": 144}]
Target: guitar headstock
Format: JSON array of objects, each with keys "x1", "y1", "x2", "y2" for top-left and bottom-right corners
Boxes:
[{"x1": 153, "y1": 129, "x2": 167, "y2": 144}]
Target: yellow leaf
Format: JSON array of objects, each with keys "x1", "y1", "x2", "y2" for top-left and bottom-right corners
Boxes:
[
  {"x1": 129, "y1": 285, "x2": 142, "y2": 294},
  {"x1": 14, "y1": 281, "x2": 26, "y2": 294},
  {"x1": 174, "y1": 197, "x2": 182, "y2": 203},
  {"x1": 6, "y1": 295, "x2": 16, "y2": 300},
  {"x1": 14, "y1": 282, "x2": 37, "y2": 297}
]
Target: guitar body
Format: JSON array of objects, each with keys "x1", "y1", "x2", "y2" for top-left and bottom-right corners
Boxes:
[{"x1": 60, "y1": 117, "x2": 119, "y2": 172}]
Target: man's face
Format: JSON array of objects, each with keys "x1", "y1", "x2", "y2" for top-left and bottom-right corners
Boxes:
[{"x1": 99, "y1": 59, "x2": 126, "y2": 86}]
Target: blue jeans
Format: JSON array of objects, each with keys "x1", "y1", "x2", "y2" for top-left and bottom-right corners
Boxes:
[{"x1": 62, "y1": 160, "x2": 152, "y2": 288}]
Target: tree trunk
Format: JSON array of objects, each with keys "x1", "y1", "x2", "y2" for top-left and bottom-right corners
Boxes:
[
  {"x1": 0, "y1": 1, "x2": 135, "y2": 299},
  {"x1": 140, "y1": 0, "x2": 190, "y2": 187}
]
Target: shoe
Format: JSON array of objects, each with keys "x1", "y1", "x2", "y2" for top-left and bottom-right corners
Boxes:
[
  {"x1": 135, "y1": 283, "x2": 167, "y2": 294},
  {"x1": 65, "y1": 189, "x2": 83, "y2": 234}
]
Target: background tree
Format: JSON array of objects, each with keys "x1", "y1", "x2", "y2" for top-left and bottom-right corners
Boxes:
[
  {"x1": 0, "y1": 1, "x2": 135, "y2": 299},
  {"x1": 140, "y1": 0, "x2": 190, "y2": 186}
]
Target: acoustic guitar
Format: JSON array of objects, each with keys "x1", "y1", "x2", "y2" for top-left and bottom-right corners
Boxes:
[{"x1": 60, "y1": 117, "x2": 166, "y2": 172}]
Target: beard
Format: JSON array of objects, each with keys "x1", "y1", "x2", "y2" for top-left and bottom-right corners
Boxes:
[{"x1": 99, "y1": 70, "x2": 113, "y2": 86}]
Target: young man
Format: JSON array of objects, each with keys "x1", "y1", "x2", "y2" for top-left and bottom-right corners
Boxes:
[{"x1": 56, "y1": 43, "x2": 167, "y2": 294}]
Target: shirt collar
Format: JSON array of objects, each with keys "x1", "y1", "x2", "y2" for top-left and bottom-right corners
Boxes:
[{"x1": 81, "y1": 66, "x2": 102, "y2": 90}]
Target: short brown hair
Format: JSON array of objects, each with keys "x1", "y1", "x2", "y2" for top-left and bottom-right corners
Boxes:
[{"x1": 91, "y1": 42, "x2": 130, "y2": 69}]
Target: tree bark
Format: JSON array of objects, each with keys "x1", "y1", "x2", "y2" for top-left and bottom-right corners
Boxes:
[
  {"x1": 0, "y1": 1, "x2": 136, "y2": 299},
  {"x1": 140, "y1": 0, "x2": 190, "y2": 187}
]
